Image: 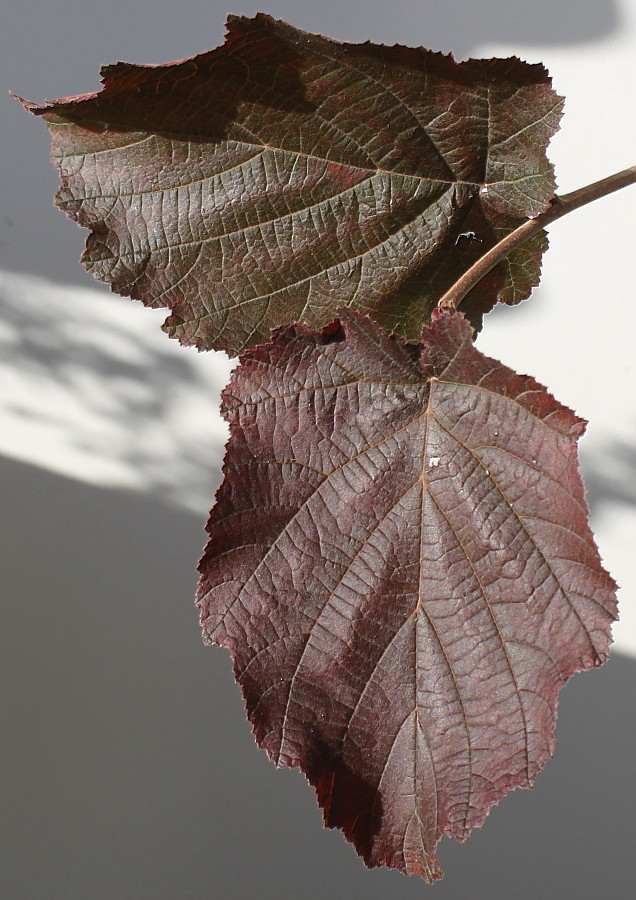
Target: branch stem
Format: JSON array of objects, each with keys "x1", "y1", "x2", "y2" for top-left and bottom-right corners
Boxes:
[{"x1": 438, "y1": 164, "x2": 636, "y2": 310}]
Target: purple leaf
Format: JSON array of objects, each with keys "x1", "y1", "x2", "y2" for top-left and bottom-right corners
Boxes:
[
  {"x1": 24, "y1": 15, "x2": 561, "y2": 354},
  {"x1": 197, "y1": 308, "x2": 617, "y2": 880}
]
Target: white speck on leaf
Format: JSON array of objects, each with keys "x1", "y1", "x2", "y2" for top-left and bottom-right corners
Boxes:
[{"x1": 429, "y1": 457, "x2": 441, "y2": 467}]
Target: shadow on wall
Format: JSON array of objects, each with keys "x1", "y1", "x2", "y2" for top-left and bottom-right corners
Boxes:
[
  {"x1": 365, "y1": 0, "x2": 621, "y2": 57},
  {"x1": 0, "y1": 269, "x2": 232, "y2": 514},
  {"x1": 2, "y1": 453, "x2": 635, "y2": 900},
  {"x1": 583, "y1": 437, "x2": 636, "y2": 514},
  {"x1": 3, "y1": 267, "x2": 636, "y2": 526}
]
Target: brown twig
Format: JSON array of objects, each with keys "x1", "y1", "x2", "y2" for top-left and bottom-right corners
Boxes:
[{"x1": 438, "y1": 165, "x2": 636, "y2": 310}]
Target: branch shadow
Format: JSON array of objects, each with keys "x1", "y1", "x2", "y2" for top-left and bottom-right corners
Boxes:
[{"x1": 0, "y1": 269, "x2": 232, "y2": 514}]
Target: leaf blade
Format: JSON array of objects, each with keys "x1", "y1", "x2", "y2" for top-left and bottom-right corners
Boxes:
[
  {"x1": 197, "y1": 308, "x2": 617, "y2": 880},
  {"x1": 26, "y1": 15, "x2": 562, "y2": 353}
]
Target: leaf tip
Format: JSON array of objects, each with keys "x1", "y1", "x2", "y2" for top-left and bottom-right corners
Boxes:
[{"x1": 10, "y1": 92, "x2": 44, "y2": 115}]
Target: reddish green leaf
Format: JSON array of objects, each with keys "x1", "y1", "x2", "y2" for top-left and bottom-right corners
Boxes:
[
  {"x1": 197, "y1": 308, "x2": 617, "y2": 880},
  {"x1": 24, "y1": 15, "x2": 562, "y2": 354}
]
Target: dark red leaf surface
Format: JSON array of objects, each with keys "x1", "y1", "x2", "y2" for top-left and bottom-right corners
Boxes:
[
  {"x1": 197, "y1": 308, "x2": 617, "y2": 880},
  {"x1": 25, "y1": 15, "x2": 561, "y2": 354}
]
